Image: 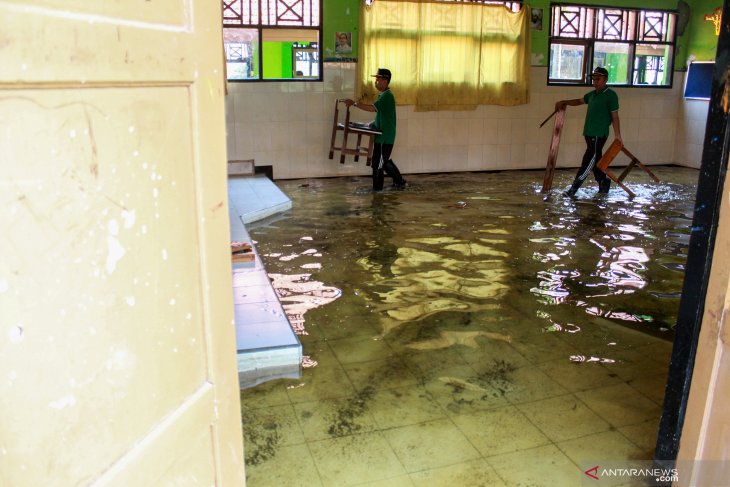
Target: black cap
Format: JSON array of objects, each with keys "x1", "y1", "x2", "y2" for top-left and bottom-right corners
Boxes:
[
  {"x1": 591, "y1": 67, "x2": 609, "y2": 77},
  {"x1": 371, "y1": 68, "x2": 392, "y2": 81}
]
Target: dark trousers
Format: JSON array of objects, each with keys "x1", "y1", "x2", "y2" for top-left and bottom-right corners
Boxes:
[
  {"x1": 568, "y1": 136, "x2": 610, "y2": 192},
  {"x1": 371, "y1": 142, "x2": 405, "y2": 191}
]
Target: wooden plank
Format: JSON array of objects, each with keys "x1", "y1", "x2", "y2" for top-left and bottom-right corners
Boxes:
[{"x1": 541, "y1": 108, "x2": 565, "y2": 193}]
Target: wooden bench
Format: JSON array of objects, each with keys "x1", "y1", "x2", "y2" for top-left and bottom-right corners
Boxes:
[
  {"x1": 596, "y1": 140, "x2": 660, "y2": 198},
  {"x1": 328, "y1": 99, "x2": 382, "y2": 166}
]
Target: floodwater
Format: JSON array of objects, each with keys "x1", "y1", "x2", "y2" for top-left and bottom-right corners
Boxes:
[{"x1": 242, "y1": 167, "x2": 697, "y2": 487}]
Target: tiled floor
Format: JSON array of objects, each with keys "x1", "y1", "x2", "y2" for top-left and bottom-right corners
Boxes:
[
  {"x1": 240, "y1": 334, "x2": 670, "y2": 486},
  {"x1": 234, "y1": 172, "x2": 681, "y2": 486}
]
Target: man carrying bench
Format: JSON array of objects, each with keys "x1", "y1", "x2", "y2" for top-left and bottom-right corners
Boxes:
[{"x1": 555, "y1": 66, "x2": 623, "y2": 197}]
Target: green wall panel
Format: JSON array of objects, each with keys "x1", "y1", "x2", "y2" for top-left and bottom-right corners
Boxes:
[
  {"x1": 684, "y1": 0, "x2": 722, "y2": 62},
  {"x1": 324, "y1": 0, "x2": 360, "y2": 60}
]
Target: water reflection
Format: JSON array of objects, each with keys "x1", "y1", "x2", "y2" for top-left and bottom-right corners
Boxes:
[
  {"x1": 252, "y1": 169, "x2": 696, "y2": 363},
  {"x1": 268, "y1": 273, "x2": 341, "y2": 335},
  {"x1": 526, "y1": 185, "x2": 692, "y2": 330},
  {"x1": 262, "y1": 234, "x2": 342, "y2": 336},
  {"x1": 240, "y1": 171, "x2": 695, "y2": 481}
]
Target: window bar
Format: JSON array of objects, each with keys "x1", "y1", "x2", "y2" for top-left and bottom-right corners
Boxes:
[{"x1": 257, "y1": 0, "x2": 263, "y2": 77}]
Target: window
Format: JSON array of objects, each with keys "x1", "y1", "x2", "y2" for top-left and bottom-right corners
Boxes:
[
  {"x1": 548, "y1": 3, "x2": 677, "y2": 87},
  {"x1": 222, "y1": 0, "x2": 322, "y2": 81}
]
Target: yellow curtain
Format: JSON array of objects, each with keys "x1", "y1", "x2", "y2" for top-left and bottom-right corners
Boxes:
[{"x1": 356, "y1": 0, "x2": 531, "y2": 111}]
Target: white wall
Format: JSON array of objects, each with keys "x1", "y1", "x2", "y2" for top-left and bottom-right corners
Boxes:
[
  {"x1": 674, "y1": 70, "x2": 710, "y2": 169},
  {"x1": 226, "y1": 64, "x2": 704, "y2": 180}
]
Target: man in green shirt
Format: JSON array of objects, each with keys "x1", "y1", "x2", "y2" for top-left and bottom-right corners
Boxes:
[
  {"x1": 345, "y1": 68, "x2": 406, "y2": 191},
  {"x1": 555, "y1": 66, "x2": 622, "y2": 197}
]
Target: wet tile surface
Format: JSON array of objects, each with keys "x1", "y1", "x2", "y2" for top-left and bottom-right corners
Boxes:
[{"x1": 237, "y1": 169, "x2": 697, "y2": 486}]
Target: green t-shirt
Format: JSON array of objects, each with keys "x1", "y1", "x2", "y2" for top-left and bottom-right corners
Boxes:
[
  {"x1": 373, "y1": 88, "x2": 396, "y2": 144},
  {"x1": 582, "y1": 88, "x2": 619, "y2": 137}
]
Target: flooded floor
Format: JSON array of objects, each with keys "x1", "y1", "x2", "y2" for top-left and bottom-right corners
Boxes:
[{"x1": 241, "y1": 167, "x2": 697, "y2": 487}]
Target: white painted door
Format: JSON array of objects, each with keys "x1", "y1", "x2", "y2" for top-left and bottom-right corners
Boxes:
[{"x1": 0, "y1": 1, "x2": 246, "y2": 485}]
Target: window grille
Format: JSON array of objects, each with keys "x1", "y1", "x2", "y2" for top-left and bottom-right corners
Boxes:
[
  {"x1": 549, "y1": 3, "x2": 677, "y2": 87},
  {"x1": 223, "y1": 0, "x2": 322, "y2": 81}
]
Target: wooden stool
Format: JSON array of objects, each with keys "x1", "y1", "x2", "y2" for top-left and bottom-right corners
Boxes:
[
  {"x1": 596, "y1": 140, "x2": 660, "y2": 198},
  {"x1": 328, "y1": 99, "x2": 382, "y2": 166}
]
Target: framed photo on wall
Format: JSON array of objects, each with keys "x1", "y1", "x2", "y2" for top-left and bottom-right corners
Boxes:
[
  {"x1": 531, "y1": 8, "x2": 543, "y2": 31},
  {"x1": 335, "y1": 32, "x2": 352, "y2": 54}
]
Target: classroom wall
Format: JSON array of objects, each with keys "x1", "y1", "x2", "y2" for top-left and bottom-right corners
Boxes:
[
  {"x1": 676, "y1": 0, "x2": 719, "y2": 169},
  {"x1": 320, "y1": 0, "x2": 690, "y2": 67},
  {"x1": 225, "y1": 1, "x2": 718, "y2": 178},
  {"x1": 226, "y1": 64, "x2": 685, "y2": 179},
  {"x1": 684, "y1": 0, "x2": 724, "y2": 62}
]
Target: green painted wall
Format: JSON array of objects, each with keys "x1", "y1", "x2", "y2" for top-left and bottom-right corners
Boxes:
[
  {"x1": 263, "y1": 41, "x2": 294, "y2": 79},
  {"x1": 324, "y1": 1, "x2": 360, "y2": 59},
  {"x1": 684, "y1": 0, "x2": 722, "y2": 61},
  {"x1": 323, "y1": 0, "x2": 717, "y2": 70}
]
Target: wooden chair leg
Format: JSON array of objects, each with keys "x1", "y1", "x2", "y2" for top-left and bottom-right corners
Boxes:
[
  {"x1": 340, "y1": 125, "x2": 349, "y2": 164},
  {"x1": 617, "y1": 161, "x2": 637, "y2": 183},
  {"x1": 365, "y1": 138, "x2": 374, "y2": 166},
  {"x1": 329, "y1": 99, "x2": 341, "y2": 160},
  {"x1": 605, "y1": 169, "x2": 636, "y2": 198},
  {"x1": 621, "y1": 147, "x2": 660, "y2": 182}
]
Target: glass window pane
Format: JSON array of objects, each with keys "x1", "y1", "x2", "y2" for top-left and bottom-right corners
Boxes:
[
  {"x1": 593, "y1": 42, "x2": 630, "y2": 84},
  {"x1": 262, "y1": 28, "x2": 319, "y2": 80},
  {"x1": 224, "y1": 28, "x2": 259, "y2": 80},
  {"x1": 293, "y1": 44, "x2": 319, "y2": 78},
  {"x1": 633, "y1": 44, "x2": 673, "y2": 86},
  {"x1": 549, "y1": 43, "x2": 585, "y2": 80}
]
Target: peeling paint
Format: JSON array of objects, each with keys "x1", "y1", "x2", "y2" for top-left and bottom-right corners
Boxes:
[
  {"x1": 0, "y1": 279, "x2": 8, "y2": 294},
  {"x1": 106, "y1": 225, "x2": 126, "y2": 275},
  {"x1": 161, "y1": 249, "x2": 168, "y2": 260},
  {"x1": 125, "y1": 296, "x2": 135, "y2": 306},
  {"x1": 105, "y1": 347, "x2": 135, "y2": 373},
  {"x1": 8, "y1": 324, "x2": 23, "y2": 343},
  {"x1": 121, "y1": 209, "x2": 135, "y2": 229},
  {"x1": 49, "y1": 394, "x2": 76, "y2": 410}
]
